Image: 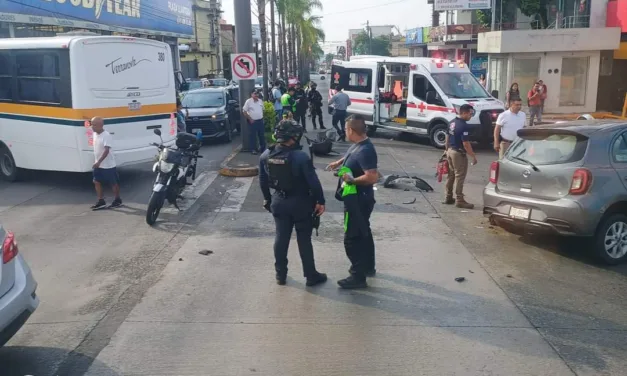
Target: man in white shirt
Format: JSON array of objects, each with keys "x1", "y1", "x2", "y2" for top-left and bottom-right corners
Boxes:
[
  {"x1": 493, "y1": 98, "x2": 525, "y2": 159},
  {"x1": 90, "y1": 117, "x2": 122, "y2": 210},
  {"x1": 242, "y1": 90, "x2": 266, "y2": 154}
]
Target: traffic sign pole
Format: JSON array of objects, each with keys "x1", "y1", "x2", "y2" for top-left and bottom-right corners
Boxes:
[{"x1": 234, "y1": 0, "x2": 255, "y2": 151}]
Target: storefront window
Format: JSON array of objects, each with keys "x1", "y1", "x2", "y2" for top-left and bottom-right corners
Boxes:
[
  {"x1": 513, "y1": 58, "x2": 540, "y2": 95},
  {"x1": 559, "y1": 57, "x2": 588, "y2": 107}
]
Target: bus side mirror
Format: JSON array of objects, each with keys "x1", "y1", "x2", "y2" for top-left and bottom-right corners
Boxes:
[{"x1": 180, "y1": 82, "x2": 190, "y2": 92}]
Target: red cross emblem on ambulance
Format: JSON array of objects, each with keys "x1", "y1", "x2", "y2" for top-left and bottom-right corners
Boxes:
[{"x1": 417, "y1": 102, "x2": 427, "y2": 112}]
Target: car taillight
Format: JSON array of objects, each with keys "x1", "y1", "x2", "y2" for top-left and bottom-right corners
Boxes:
[
  {"x1": 570, "y1": 168, "x2": 592, "y2": 195},
  {"x1": 489, "y1": 161, "x2": 499, "y2": 184},
  {"x1": 2, "y1": 232, "x2": 18, "y2": 264}
]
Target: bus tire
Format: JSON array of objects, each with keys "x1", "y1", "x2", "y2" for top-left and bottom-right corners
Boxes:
[
  {"x1": 429, "y1": 122, "x2": 448, "y2": 149},
  {"x1": 0, "y1": 145, "x2": 19, "y2": 182}
]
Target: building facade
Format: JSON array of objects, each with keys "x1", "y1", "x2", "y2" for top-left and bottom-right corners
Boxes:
[
  {"x1": 178, "y1": 0, "x2": 223, "y2": 79},
  {"x1": 478, "y1": 0, "x2": 620, "y2": 113},
  {"x1": 0, "y1": 0, "x2": 194, "y2": 71}
]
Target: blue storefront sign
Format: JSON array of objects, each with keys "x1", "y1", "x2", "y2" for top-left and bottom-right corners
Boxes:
[
  {"x1": 470, "y1": 56, "x2": 488, "y2": 78},
  {"x1": 405, "y1": 28, "x2": 423, "y2": 45},
  {"x1": 0, "y1": 0, "x2": 193, "y2": 37}
]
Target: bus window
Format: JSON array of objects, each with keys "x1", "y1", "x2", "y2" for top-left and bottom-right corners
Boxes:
[
  {"x1": 0, "y1": 52, "x2": 11, "y2": 101},
  {"x1": 15, "y1": 51, "x2": 61, "y2": 104}
]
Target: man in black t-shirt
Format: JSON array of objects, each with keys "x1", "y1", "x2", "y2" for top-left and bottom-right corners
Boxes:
[
  {"x1": 444, "y1": 104, "x2": 477, "y2": 209},
  {"x1": 327, "y1": 115, "x2": 379, "y2": 289}
]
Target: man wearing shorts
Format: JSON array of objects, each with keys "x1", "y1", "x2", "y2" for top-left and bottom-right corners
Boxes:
[{"x1": 90, "y1": 117, "x2": 122, "y2": 210}]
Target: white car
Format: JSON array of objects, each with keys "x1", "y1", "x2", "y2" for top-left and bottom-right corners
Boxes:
[{"x1": 0, "y1": 225, "x2": 39, "y2": 347}]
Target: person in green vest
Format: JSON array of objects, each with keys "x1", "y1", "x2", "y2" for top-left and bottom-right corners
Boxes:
[{"x1": 281, "y1": 87, "x2": 296, "y2": 114}]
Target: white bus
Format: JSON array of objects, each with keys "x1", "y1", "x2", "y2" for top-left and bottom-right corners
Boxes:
[{"x1": 0, "y1": 36, "x2": 182, "y2": 181}]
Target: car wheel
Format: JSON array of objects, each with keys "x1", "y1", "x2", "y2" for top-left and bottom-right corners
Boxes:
[
  {"x1": 595, "y1": 214, "x2": 627, "y2": 264},
  {"x1": 0, "y1": 145, "x2": 19, "y2": 182},
  {"x1": 429, "y1": 122, "x2": 448, "y2": 149}
]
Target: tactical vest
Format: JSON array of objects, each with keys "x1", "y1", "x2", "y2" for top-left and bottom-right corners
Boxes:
[{"x1": 266, "y1": 147, "x2": 306, "y2": 195}]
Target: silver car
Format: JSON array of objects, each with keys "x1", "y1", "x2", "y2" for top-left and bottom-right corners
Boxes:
[
  {"x1": 0, "y1": 225, "x2": 39, "y2": 346},
  {"x1": 483, "y1": 120, "x2": 627, "y2": 264}
]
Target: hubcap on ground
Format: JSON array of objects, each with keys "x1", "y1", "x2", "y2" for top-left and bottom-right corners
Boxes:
[
  {"x1": 434, "y1": 129, "x2": 447, "y2": 147},
  {"x1": 1, "y1": 154, "x2": 14, "y2": 177},
  {"x1": 604, "y1": 221, "x2": 627, "y2": 259}
]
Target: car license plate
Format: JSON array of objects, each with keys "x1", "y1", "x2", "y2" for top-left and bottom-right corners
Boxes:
[
  {"x1": 509, "y1": 207, "x2": 530, "y2": 220},
  {"x1": 192, "y1": 128, "x2": 201, "y2": 134},
  {"x1": 128, "y1": 102, "x2": 142, "y2": 111}
]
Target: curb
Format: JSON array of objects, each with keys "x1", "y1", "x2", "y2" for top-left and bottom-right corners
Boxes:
[{"x1": 218, "y1": 145, "x2": 259, "y2": 177}]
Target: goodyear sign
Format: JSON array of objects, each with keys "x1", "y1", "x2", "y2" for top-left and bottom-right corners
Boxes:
[{"x1": 0, "y1": 0, "x2": 193, "y2": 37}]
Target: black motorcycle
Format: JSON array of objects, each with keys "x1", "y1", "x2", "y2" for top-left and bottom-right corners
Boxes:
[{"x1": 146, "y1": 129, "x2": 202, "y2": 225}]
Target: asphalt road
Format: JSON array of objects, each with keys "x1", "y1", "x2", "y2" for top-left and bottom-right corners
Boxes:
[
  {"x1": 1, "y1": 75, "x2": 626, "y2": 375},
  {"x1": 0, "y1": 136, "x2": 238, "y2": 375}
]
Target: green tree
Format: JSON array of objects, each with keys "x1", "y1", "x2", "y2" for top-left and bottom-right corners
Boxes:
[
  {"x1": 477, "y1": 0, "x2": 548, "y2": 29},
  {"x1": 325, "y1": 53, "x2": 335, "y2": 66},
  {"x1": 352, "y1": 32, "x2": 390, "y2": 56}
]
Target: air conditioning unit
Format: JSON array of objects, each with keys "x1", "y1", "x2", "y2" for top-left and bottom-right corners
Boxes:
[{"x1": 190, "y1": 42, "x2": 199, "y2": 51}]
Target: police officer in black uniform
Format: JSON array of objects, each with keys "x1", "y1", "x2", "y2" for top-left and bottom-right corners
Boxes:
[
  {"x1": 259, "y1": 120, "x2": 327, "y2": 286},
  {"x1": 292, "y1": 82, "x2": 309, "y2": 131},
  {"x1": 307, "y1": 82, "x2": 326, "y2": 130}
]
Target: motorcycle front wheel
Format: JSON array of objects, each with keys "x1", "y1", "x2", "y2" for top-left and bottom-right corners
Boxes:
[{"x1": 146, "y1": 191, "x2": 166, "y2": 225}]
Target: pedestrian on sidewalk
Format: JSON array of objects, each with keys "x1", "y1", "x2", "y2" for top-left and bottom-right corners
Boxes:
[
  {"x1": 329, "y1": 85, "x2": 351, "y2": 142},
  {"x1": 494, "y1": 98, "x2": 525, "y2": 159},
  {"x1": 259, "y1": 120, "x2": 327, "y2": 287},
  {"x1": 527, "y1": 82, "x2": 545, "y2": 127},
  {"x1": 90, "y1": 117, "x2": 122, "y2": 210},
  {"x1": 243, "y1": 90, "x2": 266, "y2": 155},
  {"x1": 505, "y1": 82, "x2": 521, "y2": 109},
  {"x1": 538, "y1": 79, "x2": 548, "y2": 115},
  {"x1": 293, "y1": 82, "x2": 309, "y2": 132},
  {"x1": 326, "y1": 115, "x2": 378, "y2": 289},
  {"x1": 272, "y1": 80, "x2": 283, "y2": 122},
  {"x1": 308, "y1": 82, "x2": 326, "y2": 130},
  {"x1": 443, "y1": 104, "x2": 477, "y2": 209}
]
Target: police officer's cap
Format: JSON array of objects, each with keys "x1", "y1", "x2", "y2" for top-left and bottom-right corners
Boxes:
[{"x1": 274, "y1": 119, "x2": 303, "y2": 142}]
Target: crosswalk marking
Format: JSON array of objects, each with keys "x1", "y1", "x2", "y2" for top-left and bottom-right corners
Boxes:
[
  {"x1": 161, "y1": 171, "x2": 219, "y2": 214},
  {"x1": 215, "y1": 177, "x2": 254, "y2": 213}
]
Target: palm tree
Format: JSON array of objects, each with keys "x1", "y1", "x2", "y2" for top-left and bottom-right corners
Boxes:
[
  {"x1": 298, "y1": 15, "x2": 325, "y2": 82},
  {"x1": 256, "y1": 0, "x2": 269, "y2": 99},
  {"x1": 276, "y1": 0, "x2": 289, "y2": 78}
]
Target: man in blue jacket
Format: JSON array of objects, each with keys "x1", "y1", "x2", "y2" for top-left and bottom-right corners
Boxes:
[{"x1": 259, "y1": 120, "x2": 327, "y2": 286}]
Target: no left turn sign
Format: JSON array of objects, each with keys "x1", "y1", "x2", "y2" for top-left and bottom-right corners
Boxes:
[{"x1": 231, "y1": 53, "x2": 257, "y2": 81}]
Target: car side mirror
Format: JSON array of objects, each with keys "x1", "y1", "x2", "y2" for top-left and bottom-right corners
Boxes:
[
  {"x1": 228, "y1": 100, "x2": 237, "y2": 106},
  {"x1": 180, "y1": 82, "x2": 190, "y2": 92},
  {"x1": 153, "y1": 129, "x2": 162, "y2": 136}
]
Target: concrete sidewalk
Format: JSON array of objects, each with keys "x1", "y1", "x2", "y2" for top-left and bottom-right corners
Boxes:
[{"x1": 85, "y1": 166, "x2": 574, "y2": 375}]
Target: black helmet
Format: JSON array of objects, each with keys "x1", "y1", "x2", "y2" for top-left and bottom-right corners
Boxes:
[{"x1": 274, "y1": 119, "x2": 303, "y2": 143}]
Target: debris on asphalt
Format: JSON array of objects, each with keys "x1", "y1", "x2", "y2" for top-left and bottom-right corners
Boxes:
[
  {"x1": 199, "y1": 250, "x2": 214, "y2": 256},
  {"x1": 179, "y1": 258, "x2": 183, "y2": 261},
  {"x1": 506, "y1": 274, "x2": 513, "y2": 278},
  {"x1": 455, "y1": 277, "x2": 466, "y2": 282},
  {"x1": 461, "y1": 210, "x2": 469, "y2": 213},
  {"x1": 382, "y1": 175, "x2": 434, "y2": 192},
  {"x1": 475, "y1": 226, "x2": 484, "y2": 229},
  {"x1": 403, "y1": 198, "x2": 416, "y2": 204},
  {"x1": 469, "y1": 270, "x2": 474, "y2": 274}
]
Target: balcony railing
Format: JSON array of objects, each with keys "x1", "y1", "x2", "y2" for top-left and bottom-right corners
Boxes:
[{"x1": 547, "y1": 15, "x2": 590, "y2": 29}]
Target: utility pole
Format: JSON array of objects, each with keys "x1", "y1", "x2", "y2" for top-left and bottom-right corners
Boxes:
[
  {"x1": 234, "y1": 0, "x2": 255, "y2": 151},
  {"x1": 490, "y1": 0, "x2": 496, "y2": 31},
  {"x1": 270, "y1": 0, "x2": 277, "y2": 83},
  {"x1": 366, "y1": 20, "x2": 372, "y2": 55}
]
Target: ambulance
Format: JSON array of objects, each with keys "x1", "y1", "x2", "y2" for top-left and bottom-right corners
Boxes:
[{"x1": 329, "y1": 56, "x2": 505, "y2": 149}]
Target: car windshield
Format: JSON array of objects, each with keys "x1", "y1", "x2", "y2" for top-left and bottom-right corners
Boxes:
[
  {"x1": 181, "y1": 92, "x2": 225, "y2": 108},
  {"x1": 255, "y1": 77, "x2": 264, "y2": 86},
  {"x1": 431, "y1": 72, "x2": 489, "y2": 99},
  {"x1": 187, "y1": 81, "x2": 203, "y2": 90},
  {"x1": 208, "y1": 79, "x2": 228, "y2": 87},
  {"x1": 506, "y1": 132, "x2": 588, "y2": 165}
]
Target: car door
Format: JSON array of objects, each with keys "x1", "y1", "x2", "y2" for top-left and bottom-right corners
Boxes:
[
  {"x1": 341, "y1": 66, "x2": 376, "y2": 121},
  {"x1": 407, "y1": 72, "x2": 447, "y2": 130},
  {"x1": 610, "y1": 131, "x2": 627, "y2": 191}
]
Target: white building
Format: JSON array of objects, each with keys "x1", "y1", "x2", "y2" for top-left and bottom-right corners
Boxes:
[{"x1": 477, "y1": 0, "x2": 620, "y2": 113}]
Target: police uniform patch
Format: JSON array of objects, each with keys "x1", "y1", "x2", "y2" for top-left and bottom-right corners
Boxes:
[{"x1": 268, "y1": 158, "x2": 286, "y2": 164}]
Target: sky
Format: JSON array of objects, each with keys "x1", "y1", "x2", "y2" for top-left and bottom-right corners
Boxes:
[{"x1": 220, "y1": 0, "x2": 432, "y2": 53}]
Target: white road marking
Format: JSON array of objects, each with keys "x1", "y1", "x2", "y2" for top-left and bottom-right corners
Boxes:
[
  {"x1": 215, "y1": 177, "x2": 254, "y2": 212},
  {"x1": 161, "y1": 171, "x2": 218, "y2": 214}
]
